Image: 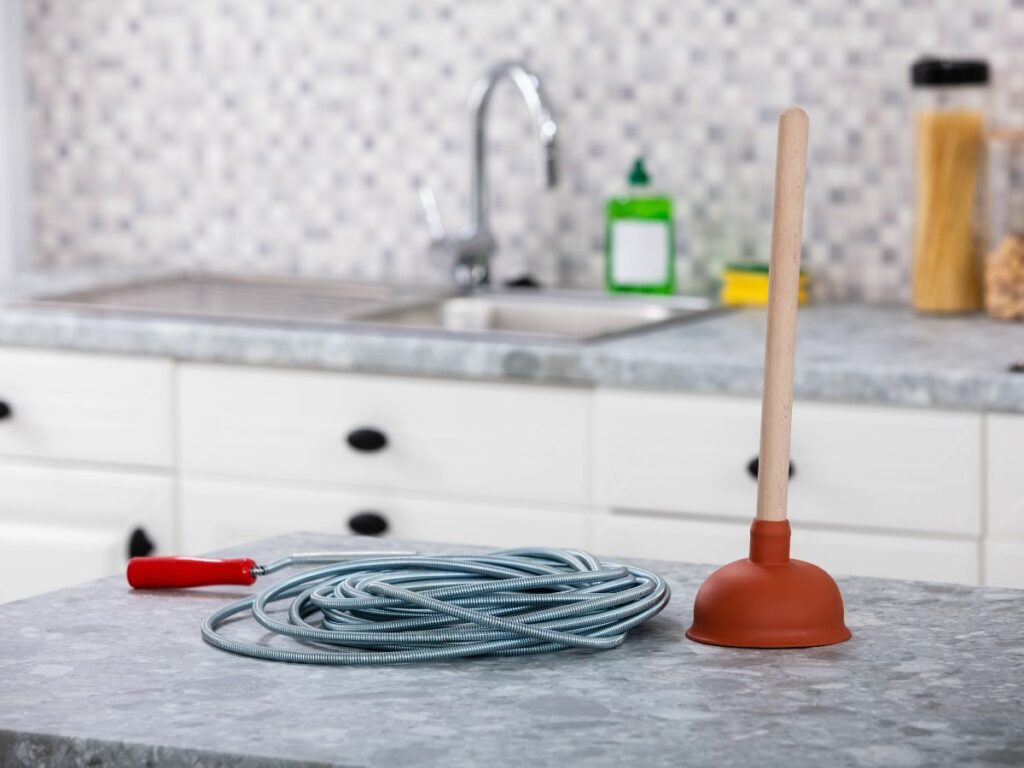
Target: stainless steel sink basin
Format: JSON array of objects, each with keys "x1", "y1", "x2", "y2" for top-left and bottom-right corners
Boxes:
[
  {"x1": 354, "y1": 292, "x2": 717, "y2": 341},
  {"x1": 15, "y1": 273, "x2": 719, "y2": 342}
]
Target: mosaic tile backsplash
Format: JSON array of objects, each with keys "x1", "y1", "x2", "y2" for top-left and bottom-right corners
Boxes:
[{"x1": 22, "y1": 0, "x2": 1024, "y2": 301}]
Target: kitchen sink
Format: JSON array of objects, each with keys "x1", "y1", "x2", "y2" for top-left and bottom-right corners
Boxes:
[
  {"x1": 15, "y1": 273, "x2": 719, "y2": 342},
  {"x1": 18, "y1": 273, "x2": 447, "y2": 326},
  {"x1": 355, "y1": 292, "x2": 717, "y2": 341}
]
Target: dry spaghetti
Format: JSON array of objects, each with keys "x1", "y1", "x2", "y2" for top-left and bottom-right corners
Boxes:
[{"x1": 912, "y1": 109, "x2": 985, "y2": 312}]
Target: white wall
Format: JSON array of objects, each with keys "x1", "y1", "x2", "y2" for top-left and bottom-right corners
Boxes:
[{"x1": 0, "y1": 0, "x2": 29, "y2": 281}]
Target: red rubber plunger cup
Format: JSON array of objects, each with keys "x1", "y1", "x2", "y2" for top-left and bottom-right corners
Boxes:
[{"x1": 686, "y1": 108, "x2": 851, "y2": 649}]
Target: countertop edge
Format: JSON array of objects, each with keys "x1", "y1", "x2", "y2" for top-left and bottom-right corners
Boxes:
[
  {"x1": 0, "y1": 727, "x2": 351, "y2": 768},
  {"x1": 2, "y1": 304, "x2": 1024, "y2": 413}
]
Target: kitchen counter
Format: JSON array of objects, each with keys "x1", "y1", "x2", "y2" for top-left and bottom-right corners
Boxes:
[
  {"x1": 2, "y1": 270, "x2": 1024, "y2": 412},
  {"x1": 1, "y1": 533, "x2": 1022, "y2": 768}
]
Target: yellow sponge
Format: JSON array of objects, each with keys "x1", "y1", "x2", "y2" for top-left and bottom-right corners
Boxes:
[{"x1": 720, "y1": 262, "x2": 809, "y2": 307}]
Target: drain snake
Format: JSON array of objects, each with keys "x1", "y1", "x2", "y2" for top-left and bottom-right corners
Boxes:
[{"x1": 201, "y1": 548, "x2": 670, "y2": 665}]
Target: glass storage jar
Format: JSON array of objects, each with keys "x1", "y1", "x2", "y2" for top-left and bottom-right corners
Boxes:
[
  {"x1": 910, "y1": 57, "x2": 990, "y2": 313},
  {"x1": 984, "y1": 129, "x2": 1024, "y2": 320}
]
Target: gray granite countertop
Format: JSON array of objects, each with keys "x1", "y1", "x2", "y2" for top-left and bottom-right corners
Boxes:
[
  {"x1": 2, "y1": 269, "x2": 1024, "y2": 412},
  {"x1": 1, "y1": 532, "x2": 1022, "y2": 767}
]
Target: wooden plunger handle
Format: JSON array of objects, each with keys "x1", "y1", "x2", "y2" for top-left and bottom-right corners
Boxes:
[{"x1": 755, "y1": 107, "x2": 809, "y2": 523}]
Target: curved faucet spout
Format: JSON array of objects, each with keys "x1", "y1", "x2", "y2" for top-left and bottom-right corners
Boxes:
[
  {"x1": 418, "y1": 62, "x2": 559, "y2": 291},
  {"x1": 467, "y1": 61, "x2": 559, "y2": 231}
]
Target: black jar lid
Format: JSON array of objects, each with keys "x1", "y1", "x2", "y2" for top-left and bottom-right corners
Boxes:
[{"x1": 911, "y1": 57, "x2": 990, "y2": 87}]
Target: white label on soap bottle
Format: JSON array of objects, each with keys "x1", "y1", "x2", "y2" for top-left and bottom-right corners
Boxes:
[{"x1": 611, "y1": 219, "x2": 670, "y2": 285}]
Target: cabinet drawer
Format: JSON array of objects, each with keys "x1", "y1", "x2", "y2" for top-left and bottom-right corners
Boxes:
[
  {"x1": 0, "y1": 461, "x2": 175, "y2": 602},
  {"x1": 593, "y1": 512, "x2": 980, "y2": 585},
  {"x1": 595, "y1": 392, "x2": 981, "y2": 535},
  {"x1": 179, "y1": 365, "x2": 591, "y2": 504},
  {"x1": 0, "y1": 348, "x2": 172, "y2": 467},
  {"x1": 984, "y1": 538, "x2": 1024, "y2": 589},
  {"x1": 986, "y1": 414, "x2": 1024, "y2": 536},
  {"x1": 984, "y1": 415, "x2": 1024, "y2": 588},
  {"x1": 181, "y1": 477, "x2": 589, "y2": 554}
]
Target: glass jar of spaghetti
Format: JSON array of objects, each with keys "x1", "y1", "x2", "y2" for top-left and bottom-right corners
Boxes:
[{"x1": 910, "y1": 57, "x2": 990, "y2": 313}]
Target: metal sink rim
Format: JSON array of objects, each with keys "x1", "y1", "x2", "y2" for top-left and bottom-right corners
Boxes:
[{"x1": 10, "y1": 271, "x2": 723, "y2": 344}]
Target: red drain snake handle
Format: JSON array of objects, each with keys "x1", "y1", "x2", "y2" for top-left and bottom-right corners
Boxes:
[{"x1": 127, "y1": 557, "x2": 258, "y2": 589}]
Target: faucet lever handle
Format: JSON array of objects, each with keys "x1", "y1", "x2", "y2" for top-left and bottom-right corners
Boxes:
[{"x1": 418, "y1": 185, "x2": 446, "y2": 242}]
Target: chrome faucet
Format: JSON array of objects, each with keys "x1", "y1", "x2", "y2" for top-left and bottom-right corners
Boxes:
[{"x1": 419, "y1": 62, "x2": 559, "y2": 290}]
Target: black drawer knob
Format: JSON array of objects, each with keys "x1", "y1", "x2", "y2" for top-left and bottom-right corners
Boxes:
[
  {"x1": 346, "y1": 428, "x2": 388, "y2": 452},
  {"x1": 0, "y1": 400, "x2": 11, "y2": 420},
  {"x1": 127, "y1": 527, "x2": 155, "y2": 558},
  {"x1": 747, "y1": 457, "x2": 796, "y2": 480},
  {"x1": 348, "y1": 511, "x2": 388, "y2": 536}
]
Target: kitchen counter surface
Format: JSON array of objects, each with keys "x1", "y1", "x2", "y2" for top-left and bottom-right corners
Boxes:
[
  {"x1": 1, "y1": 532, "x2": 1022, "y2": 768},
  {"x1": 2, "y1": 270, "x2": 1024, "y2": 412}
]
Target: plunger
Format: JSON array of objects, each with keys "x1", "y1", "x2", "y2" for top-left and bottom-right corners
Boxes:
[{"x1": 686, "y1": 108, "x2": 851, "y2": 648}]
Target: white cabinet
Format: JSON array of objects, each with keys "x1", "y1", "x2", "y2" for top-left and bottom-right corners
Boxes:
[
  {"x1": 0, "y1": 349, "x2": 175, "y2": 603},
  {"x1": 592, "y1": 511, "x2": 980, "y2": 585},
  {"x1": 181, "y1": 477, "x2": 589, "y2": 554},
  {"x1": 985, "y1": 414, "x2": 1024, "y2": 588},
  {"x1": 596, "y1": 391, "x2": 982, "y2": 536},
  {"x1": 0, "y1": 348, "x2": 173, "y2": 467},
  {"x1": 179, "y1": 364, "x2": 591, "y2": 505},
  {"x1": 594, "y1": 390, "x2": 985, "y2": 585},
  {"x1": 177, "y1": 365, "x2": 593, "y2": 558},
  {"x1": 0, "y1": 345, "x2": 1010, "y2": 597},
  {"x1": 0, "y1": 460, "x2": 174, "y2": 602}
]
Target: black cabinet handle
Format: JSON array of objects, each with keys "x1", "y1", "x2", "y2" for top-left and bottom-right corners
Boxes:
[
  {"x1": 0, "y1": 400, "x2": 11, "y2": 420},
  {"x1": 747, "y1": 457, "x2": 796, "y2": 480},
  {"x1": 346, "y1": 428, "x2": 388, "y2": 453},
  {"x1": 127, "y1": 527, "x2": 155, "y2": 558},
  {"x1": 348, "y1": 511, "x2": 388, "y2": 536}
]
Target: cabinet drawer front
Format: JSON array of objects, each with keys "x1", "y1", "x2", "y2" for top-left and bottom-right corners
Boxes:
[
  {"x1": 595, "y1": 392, "x2": 981, "y2": 535},
  {"x1": 593, "y1": 512, "x2": 980, "y2": 585},
  {"x1": 0, "y1": 462, "x2": 175, "y2": 602},
  {"x1": 179, "y1": 365, "x2": 591, "y2": 504},
  {"x1": 984, "y1": 538, "x2": 1024, "y2": 589},
  {"x1": 986, "y1": 414, "x2": 1024, "y2": 535},
  {"x1": 0, "y1": 349, "x2": 172, "y2": 467},
  {"x1": 181, "y1": 477, "x2": 589, "y2": 554}
]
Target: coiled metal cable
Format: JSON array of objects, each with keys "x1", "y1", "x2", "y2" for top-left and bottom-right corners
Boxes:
[{"x1": 202, "y1": 548, "x2": 670, "y2": 665}]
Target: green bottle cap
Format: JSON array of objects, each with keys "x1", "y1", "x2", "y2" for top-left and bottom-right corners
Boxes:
[{"x1": 628, "y1": 157, "x2": 651, "y2": 186}]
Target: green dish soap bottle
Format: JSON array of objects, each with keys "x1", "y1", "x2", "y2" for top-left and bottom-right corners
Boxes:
[{"x1": 605, "y1": 157, "x2": 675, "y2": 294}]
